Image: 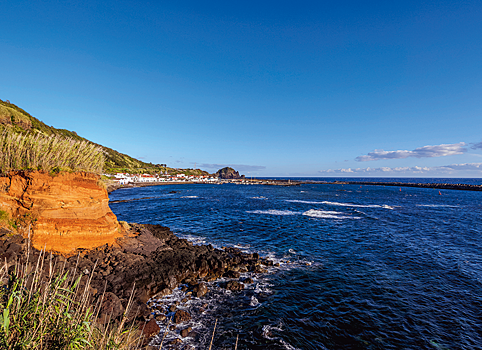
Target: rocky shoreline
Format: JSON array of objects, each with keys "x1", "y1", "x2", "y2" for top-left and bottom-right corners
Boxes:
[{"x1": 0, "y1": 222, "x2": 277, "y2": 348}]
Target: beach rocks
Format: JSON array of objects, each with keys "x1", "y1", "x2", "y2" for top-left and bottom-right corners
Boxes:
[
  {"x1": 224, "y1": 270, "x2": 241, "y2": 278},
  {"x1": 0, "y1": 222, "x2": 277, "y2": 346},
  {"x1": 98, "y1": 292, "x2": 124, "y2": 324},
  {"x1": 225, "y1": 280, "x2": 244, "y2": 291},
  {"x1": 193, "y1": 282, "x2": 208, "y2": 298},
  {"x1": 143, "y1": 319, "x2": 160, "y2": 338},
  {"x1": 181, "y1": 327, "x2": 192, "y2": 337},
  {"x1": 174, "y1": 309, "x2": 192, "y2": 324}
]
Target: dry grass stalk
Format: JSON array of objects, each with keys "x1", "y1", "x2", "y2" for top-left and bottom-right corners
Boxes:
[
  {"x1": 0, "y1": 245, "x2": 142, "y2": 349},
  {"x1": 0, "y1": 128, "x2": 104, "y2": 174},
  {"x1": 208, "y1": 318, "x2": 218, "y2": 350}
]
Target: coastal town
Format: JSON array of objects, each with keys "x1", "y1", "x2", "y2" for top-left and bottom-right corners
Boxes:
[{"x1": 109, "y1": 172, "x2": 219, "y2": 185}]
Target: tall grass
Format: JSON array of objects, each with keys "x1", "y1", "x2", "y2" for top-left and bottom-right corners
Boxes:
[
  {"x1": 0, "y1": 245, "x2": 143, "y2": 349},
  {"x1": 0, "y1": 128, "x2": 104, "y2": 174}
]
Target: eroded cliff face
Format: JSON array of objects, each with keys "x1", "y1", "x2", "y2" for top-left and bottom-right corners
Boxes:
[{"x1": 0, "y1": 171, "x2": 121, "y2": 254}]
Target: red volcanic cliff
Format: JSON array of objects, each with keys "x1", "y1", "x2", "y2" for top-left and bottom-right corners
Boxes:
[{"x1": 0, "y1": 171, "x2": 121, "y2": 254}]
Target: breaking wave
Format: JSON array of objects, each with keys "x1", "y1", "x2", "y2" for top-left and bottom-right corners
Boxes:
[
  {"x1": 247, "y1": 210, "x2": 298, "y2": 216},
  {"x1": 321, "y1": 201, "x2": 394, "y2": 209},
  {"x1": 286, "y1": 200, "x2": 324, "y2": 204},
  {"x1": 302, "y1": 209, "x2": 360, "y2": 219}
]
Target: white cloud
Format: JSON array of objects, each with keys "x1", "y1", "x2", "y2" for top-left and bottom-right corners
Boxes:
[
  {"x1": 319, "y1": 163, "x2": 482, "y2": 176},
  {"x1": 356, "y1": 143, "x2": 467, "y2": 162}
]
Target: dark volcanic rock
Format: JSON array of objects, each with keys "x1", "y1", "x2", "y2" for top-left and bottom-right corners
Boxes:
[
  {"x1": 224, "y1": 270, "x2": 241, "y2": 279},
  {"x1": 215, "y1": 167, "x2": 245, "y2": 179},
  {"x1": 98, "y1": 292, "x2": 124, "y2": 324},
  {"x1": 0, "y1": 221, "x2": 276, "y2": 345},
  {"x1": 143, "y1": 319, "x2": 160, "y2": 338},
  {"x1": 193, "y1": 282, "x2": 208, "y2": 298},
  {"x1": 243, "y1": 277, "x2": 254, "y2": 284},
  {"x1": 225, "y1": 280, "x2": 244, "y2": 291},
  {"x1": 174, "y1": 309, "x2": 191, "y2": 324},
  {"x1": 181, "y1": 327, "x2": 192, "y2": 338}
]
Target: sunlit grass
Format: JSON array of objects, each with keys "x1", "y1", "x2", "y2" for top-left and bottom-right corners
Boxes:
[
  {"x1": 0, "y1": 247, "x2": 143, "y2": 349},
  {"x1": 0, "y1": 128, "x2": 104, "y2": 174}
]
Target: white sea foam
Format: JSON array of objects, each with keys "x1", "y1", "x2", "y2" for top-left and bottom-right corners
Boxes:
[
  {"x1": 416, "y1": 204, "x2": 459, "y2": 208},
  {"x1": 251, "y1": 196, "x2": 268, "y2": 199},
  {"x1": 302, "y1": 209, "x2": 360, "y2": 219},
  {"x1": 262, "y1": 324, "x2": 302, "y2": 350},
  {"x1": 286, "y1": 199, "x2": 324, "y2": 204},
  {"x1": 321, "y1": 201, "x2": 394, "y2": 209},
  {"x1": 181, "y1": 195, "x2": 199, "y2": 198},
  {"x1": 175, "y1": 233, "x2": 207, "y2": 246},
  {"x1": 247, "y1": 210, "x2": 299, "y2": 216}
]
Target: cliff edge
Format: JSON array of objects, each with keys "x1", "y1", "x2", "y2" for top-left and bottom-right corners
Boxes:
[{"x1": 0, "y1": 171, "x2": 121, "y2": 254}]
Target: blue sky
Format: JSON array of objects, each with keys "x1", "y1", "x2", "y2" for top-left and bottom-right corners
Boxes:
[{"x1": 1, "y1": 0, "x2": 481, "y2": 177}]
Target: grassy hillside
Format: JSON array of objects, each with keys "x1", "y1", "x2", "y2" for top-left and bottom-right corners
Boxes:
[{"x1": 0, "y1": 99, "x2": 191, "y2": 174}]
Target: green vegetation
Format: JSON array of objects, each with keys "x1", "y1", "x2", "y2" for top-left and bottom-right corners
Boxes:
[
  {"x1": 0, "y1": 252, "x2": 142, "y2": 349},
  {"x1": 0, "y1": 99, "x2": 174, "y2": 175},
  {"x1": 0, "y1": 210, "x2": 12, "y2": 230},
  {"x1": 179, "y1": 168, "x2": 210, "y2": 176},
  {"x1": 0, "y1": 128, "x2": 104, "y2": 174}
]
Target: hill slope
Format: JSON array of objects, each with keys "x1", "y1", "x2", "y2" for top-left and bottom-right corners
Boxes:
[{"x1": 0, "y1": 99, "x2": 207, "y2": 175}]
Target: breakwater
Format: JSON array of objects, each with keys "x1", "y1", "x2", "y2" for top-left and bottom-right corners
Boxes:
[{"x1": 306, "y1": 180, "x2": 482, "y2": 191}]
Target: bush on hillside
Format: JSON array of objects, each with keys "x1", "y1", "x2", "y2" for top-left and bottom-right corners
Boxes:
[
  {"x1": 0, "y1": 128, "x2": 104, "y2": 174},
  {"x1": 0, "y1": 251, "x2": 142, "y2": 349}
]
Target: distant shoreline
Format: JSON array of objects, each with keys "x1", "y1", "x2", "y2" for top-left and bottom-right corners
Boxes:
[
  {"x1": 107, "y1": 178, "x2": 482, "y2": 194},
  {"x1": 301, "y1": 180, "x2": 482, "y2": 192},
  {"x1": 107, "y1": 178, "x2": 300, "y2": 193}
]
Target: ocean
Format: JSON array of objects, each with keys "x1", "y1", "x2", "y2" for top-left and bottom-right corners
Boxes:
[{"x1": 109, "y1": 178, "x2": 482, "y2": 349}]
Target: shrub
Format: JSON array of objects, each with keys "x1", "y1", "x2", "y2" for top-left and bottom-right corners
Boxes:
[
  {"x1": 0, "y1": 128, "x2": 104, "y2": 174},
  {"x1": 0, "y1": 251, "x2": 143, "y2": 349}
]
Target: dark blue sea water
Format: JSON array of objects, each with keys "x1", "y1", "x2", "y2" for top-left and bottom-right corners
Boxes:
[{"x1": 110, "y1": 179, "x2": 482, "y2": 349}]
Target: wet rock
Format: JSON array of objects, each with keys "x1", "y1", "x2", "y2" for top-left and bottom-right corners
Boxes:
[
  {"x1": 142, "y1": 319, "x2": 160, "y2": 338},
  {"x1": 262, "y1": 259, "x2": 274, "y2": 266},
  {"x1": 0, "y1": 223, "x2": 271, "y2": 340},
  {"x1": 174, "y1": 309, "x2": 191, "y2": 324},
  {"x1": 155, "y1": 314, "x2": 166, "y2": 321},
  {"x1": 225, "y1": 281, "x2": 244, "y2": 292},
  {"x1": 257, "y1": 292, "x2": 271, "y2": 301},
  {"x1": 169, "y1": 304, "x2": 177, "y2": 312},
  {"x1": 170, "y1": 338, "x2": 182, "y2": 345},
  {"x1": 253, "y1": 265, "x2": 268, "y2": 273},
  {"x1": 193, "y1": 282, "x2": 208, "y2": 297},
  {"x1": 243, "y1": 277, "x2": 254, "y2": 284},
  {"x1": 223, "y1": 270, "x2": 241, "y2": 279},
  {"x1": 181, "y1": 327, "x2": 192, "y2": 337},
  {"x1": 154, "y1": 288, "x2": 172, "y2": 298}
]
